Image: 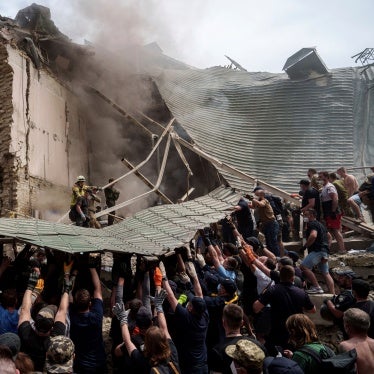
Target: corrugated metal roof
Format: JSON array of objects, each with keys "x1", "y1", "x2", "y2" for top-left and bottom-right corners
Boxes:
[
  {"x1": 153, "y1": 65, "x2": 373, "y2": 192},
  {"x1": 0, "y1": 186, "x2": 241, "y2": 255}
]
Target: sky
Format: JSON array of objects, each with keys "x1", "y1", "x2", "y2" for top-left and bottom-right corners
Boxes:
[{"x1": 1, "y1": 0, "x2": 373, "y2": 72}]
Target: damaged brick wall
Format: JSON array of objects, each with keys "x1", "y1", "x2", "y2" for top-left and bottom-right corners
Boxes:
[{"x1": 0, "y1": 43, "x2": 18, "y2": 216}]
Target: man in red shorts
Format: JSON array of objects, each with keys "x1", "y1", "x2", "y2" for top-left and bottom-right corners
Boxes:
[{"x1": 318, "y1": 171, "x2": 346, "y2": 253}]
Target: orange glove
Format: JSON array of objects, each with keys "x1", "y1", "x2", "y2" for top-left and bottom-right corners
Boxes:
[
  {"x1": 153, "y1": 267, "x2": 163, "y2": 287},
  {"x1": 243, "y1": 243, "x2": 257, "y2": 264}
]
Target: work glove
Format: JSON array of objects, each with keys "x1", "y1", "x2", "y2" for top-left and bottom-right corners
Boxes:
[
  {"x1": 88, "y1": 253, "x2": 99, "y2": 268},
  {"x1": 112, "y1": 302, "x2": 129, "y2": 326},
  {"x1": 153, "y1": 267, "x2": 163, "y2": 287},
  {"x1": 196, "y1": 254, "x2": 206, "y2": 268},
  {"x1": 27, "y1": 270, "x2": 39, "y2": 291},
  {"x1": 158, "y1": 261, "x2": 167, "y2": 280},
  {"x1": 179, "y1": 271, "x2": 191, "y2": 285},
  {"x1": 189, "y1": 239, "x2": 195, "y2": 250},
  {"x1": 178, "y1": 293, "x2": 188, "y2": 305},
  {"x1": 202, "y1": 236, "x2": 211, "y2": 247},
  {"x1": 243, "y1": 243, "x2": 257, "y2": 264},
  {"x1": 63, "y1": 277, "x2": 73, "y2": 294},
  {"x1": 34, "y1": 278, "x2": 44, "y2": 294},
  {"x1": 154, "y1": 289, "x2": 168, "y2": 313},
  {"x1": 185, "y1": 261, "x2": 197, "y2": 279}
]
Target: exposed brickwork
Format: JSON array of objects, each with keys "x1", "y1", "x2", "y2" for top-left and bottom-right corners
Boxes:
[{"x1": 0, "y1": 43, "x2": 17, "y2": 216}]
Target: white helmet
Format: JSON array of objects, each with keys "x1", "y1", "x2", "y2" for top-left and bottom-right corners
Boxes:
[{"x1": 77, "y1": 175, "x2": 86, "y2": 182}]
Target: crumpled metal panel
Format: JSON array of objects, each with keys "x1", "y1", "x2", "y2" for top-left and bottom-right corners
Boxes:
[
  {"x1": 153, "y1": 66, "x2": 373, "y2": 192},
  {"x1": 0, "y1": 187, "x2": 241, "y2": 256}
]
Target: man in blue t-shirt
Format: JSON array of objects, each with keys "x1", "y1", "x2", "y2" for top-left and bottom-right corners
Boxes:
[{"x1": 69, "y1": 261, "x2": 107, "y2": 373}]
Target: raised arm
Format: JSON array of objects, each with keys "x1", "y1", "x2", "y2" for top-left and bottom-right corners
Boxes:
[
  {"x1": 89, "y1": 258, "x2": 102, "y2": 300},
  {"x1": 185, "y1": 261, "x2": 203, "y2": 298},
  {"x1": 112, "y1": 303, "x2": 137, "y2": 356},
  {"x1": 18, "y1": 270, "x2": 39, "y2": 326},
  {"x1": 159, "y1": 261, "x2": 178, "y2": 312},
  {"x1": 154, "y1": 289, "x2": 171, "y2": 339},
  {"x1": 55, "y1": 276, "x2": 72, "y2": 325}
]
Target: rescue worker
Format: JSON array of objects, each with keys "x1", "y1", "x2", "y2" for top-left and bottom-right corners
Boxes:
[{"x1": 104, "y1": 178, "x2": 120, "y2": 226}]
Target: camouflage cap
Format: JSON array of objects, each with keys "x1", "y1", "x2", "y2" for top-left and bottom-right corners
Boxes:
[
  {"x1": 225, "y1": 339, "x2": 265, "y2": 370},
  {"x1": 35, "y1": 305, "x2": 58, "y2": 333},
  {"x1": 46, "y1": 335, "x2": 75, "y2": 373}
]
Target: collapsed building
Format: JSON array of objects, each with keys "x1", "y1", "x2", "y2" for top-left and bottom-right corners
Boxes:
[{"x1": 0, "y1": 4, "x2": 373, "y2": 256}]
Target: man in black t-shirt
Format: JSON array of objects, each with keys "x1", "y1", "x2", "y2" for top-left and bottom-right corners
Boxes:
[
  {"x1": 299, "y1": 179, "x2": 321, "y2": 220},
  {"x1": 253, "y1": 265, "x2": 315, "y2": 355},
  {"x1": 232, "y1": 198, "x2": 254, "y2": 239},
  {"x1": 209, "y1": 304, "x2": 265, "y2": 374},
  {"x1": 300, "y1": 208, "x2": 335, "y2": 294}
]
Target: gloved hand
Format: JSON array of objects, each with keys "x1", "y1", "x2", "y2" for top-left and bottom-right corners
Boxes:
[
  {"x1": 88, "y1": 253, "x2": 99, "y2": 268},
  {"x1": 158, "y1": 261, "x2": 167, "y2": 280},
  {"x1": 112, "y1": 302, "x2": 129, "y2": 326},
  {"x1": 153, "y1": 267, "x2": 163, "y2": 287},
  {"x1": 189, "y1": 239, "x2": 195, "y2": 250},
  {"x1": 64, "y1": 259, "x2": 74, "y2": 275},
  {"x1": 185, "y1": 261, "x2": 197, "y2": 279},
  {"x1": 63, "y1": 277, "x2": 73, "y2": 294},
  {"x1": 178, "y1": 293, "x2": 188, "y2": 305},
  {"x1": 27, "y1": 270, "x2": 39, "y2": 291},
  {"x1": 154, "y1": 289, "x2": 168, "y2": 313},
  {"x1": 196, "y1": 254, "x2": 206, "y2": 268},
  {"x1": 179, "y1": 271, "x2": 191, "y2": 285},
  {"x1": 243, "y1": 243, "x2": 256, "y2": 264},
  {"x1": 202, "y1": 236, "x2": 211, "y2": 247},
  {"x1": 81, "y1": 214, "x2": 86, "y2": 222}
]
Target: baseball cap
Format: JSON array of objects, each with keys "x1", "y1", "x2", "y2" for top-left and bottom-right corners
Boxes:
[
  {"x1": 299, "y1": 179, "x2": 310, "y2": 186},
  {"x1": 220, "y1": 278, "x2": 237, "y2": 296},
  {"x1": 35, "y1": 305, "x2": 57, "y2": 333},
  {"x1": 46, "y1": 335, "x2": 75, "y2": 373},
  {"x1": 0, "y1": 333, "x2": 20, "y2": 359},
  {"x1": 332, "y1": 267, "x2": 357, "y2": 279},
  {"x1": 225, "y1": 339, "x2": 265, "y2": 370},
  {"x1": 135, "y1": 306, "x2": 153, "y2": 329}
]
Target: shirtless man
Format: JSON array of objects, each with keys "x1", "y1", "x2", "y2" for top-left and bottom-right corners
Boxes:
[
  {"x1": 339, "y1": 308, "x2": 374, "y2": 374},
  {"x1": 336, "y1": 167, "x2": 359, "y2": 197}
]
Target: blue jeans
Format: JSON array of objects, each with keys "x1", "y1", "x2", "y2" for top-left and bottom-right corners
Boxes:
[{"x1": 263, "y1": 219, "x2": 280, "y2": 256}]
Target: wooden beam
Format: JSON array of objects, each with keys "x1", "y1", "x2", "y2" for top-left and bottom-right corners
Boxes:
[{"x1": 342, "y1": 217, "x2": 374, "y2": 238}]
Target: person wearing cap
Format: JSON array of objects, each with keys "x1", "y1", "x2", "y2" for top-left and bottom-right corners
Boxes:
[
  {"x1": 209, "y1": 304, "x2": 264, "y2": 374},
  {"x1": 351, "y1": 279, "x2": 374, "y2": 338},
  {"x1": 104, "y1": 178, "x2": 120, "y2": 226},
  {"x1": 299, "y1": 179, "x2": 320, "y2": 220},
  {"x1": 225, "y1": 338, "x2": 265, "y2": 374},
  {"x1": 17, "y1": 271, "x2": 68, "y2": 371},
  {"x1": 320, "y1": 267, "x2": 357, "y2": 329},
  {"x1": 229, "y1": 197, "x2": 254, "y2": 239},
  {"x1": 339, "y1": 308, "x2": 374, "y2": 374},
  {"x1": 0, "y1": 332, "x2": 20, "y2": 360},
  {"x1": 161, "y1": 260, "x2": 209, "y2": 374},
  {"x1": 253, "y1": 265, "x2": 315, "y2": 356},
  {"x1": 300, "y1": 208, "x2": 335, "y2": 295},
  {"x1": 318, "y1": 171, "x2": 346, "y2": 253},
  {"x1": 69, "y1": 257, "x2": 106, "y2": 373},
  {"x1": 45, "y1": 335, "x2": 75, "y2": 374},
  {"x1": 250, "y1": 187, "x2": 280, "y2": 257}
]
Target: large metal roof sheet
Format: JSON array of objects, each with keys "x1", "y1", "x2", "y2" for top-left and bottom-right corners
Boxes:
[
  {"x1": 152, "y1": 65, "x2": 374, "y2": 192},
  {"x1": 0, "y1": 187, "x2": 240, "y2": 255}
]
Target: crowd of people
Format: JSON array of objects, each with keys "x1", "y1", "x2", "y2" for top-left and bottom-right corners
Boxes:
[{"x1": 0, "y1": 167, "x2": 373, "y2": 373}]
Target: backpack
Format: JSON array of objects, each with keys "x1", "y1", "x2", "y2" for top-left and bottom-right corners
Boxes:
[
  {"x1": 265, "y1": 194, "x2": 284, "y2": 217},
  {"x1": 298, "y1": 345, "x2": 357, "y2": 374},
  {"x1": 68, "y1": 208, "x2": 78, "y2": 222}
]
